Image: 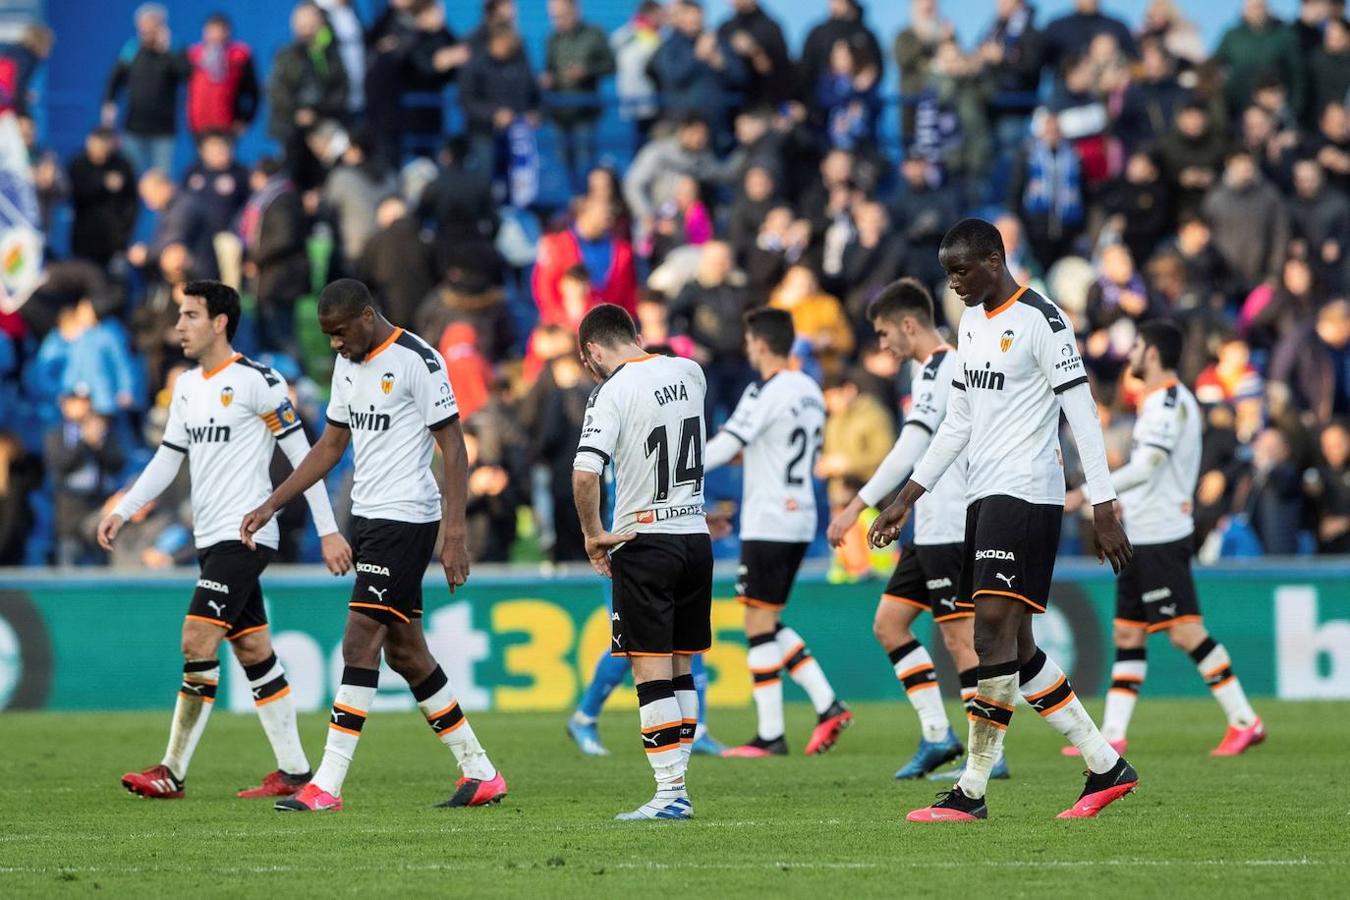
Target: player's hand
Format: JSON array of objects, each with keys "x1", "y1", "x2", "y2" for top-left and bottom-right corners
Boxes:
[
  {"x1": 96, "y1": 512, "x2": 124, "y2": 551},
  {"x1": 240, "y1": 501, "x2": 276, "y2": 550},
  {"x1": 1093, "y1": 501, "x2": 1133, "y2": 574},
  {"x1": 1064, "y1": 488, "x2": 1086, "y2": 516},
  {"x1": 827, "y1": 497, "x2": 865, "y2": 547},
  {"x1": 584, "y1": 531, "x2": 636, "y2": 578},
  {"x1": 441, "y1": 532, "x2": 471, "y2": 593},
  {"x1": 706, "y1": 511, "x2": 733, "y2": 540},
  {"x1": 868, "y1": 483, "x2": 926, "y2": 549},
  {"x1": 320, "y1": 532, "x2": 352, "y2": 576}
]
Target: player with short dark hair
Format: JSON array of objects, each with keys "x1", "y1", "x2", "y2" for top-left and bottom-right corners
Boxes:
[
  {"x1": 829, "y1": 278, "x2": 1008, "y2": 782},
  {"x1": 241, "y1": 278, "x2": 506, "y2": 813},
  {"x1": 706, "y1": 307, "x2": 852, "y2": 758},
  {"x1": 573, "y1": 303, "x2": 712, "y2": 820},
  {"x1": 872, "y1": 219, "x2": 1139, "y2": 821},
  {"x1": 99, "y1": 280, "x2": 351, "y2": 801},
  {"x1": 1063, "y1": 320, "x2": 1264, "y2": 758}
]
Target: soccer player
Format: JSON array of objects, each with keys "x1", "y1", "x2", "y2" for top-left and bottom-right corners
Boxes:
[
  {"x1": 97, "y1": 280, "x2": 351, "y2": 800},
  {"x1": 827, "y1": 279, "x2": 1007, "y2": 781},
  {"x1": 572, "y1": 303, "x2": 712, "y2": 820},
  {"x1": 240, "y1": 278, "x2": 506, "y2": 812},
  {"x1": 701, "y1": 308, "x2": 852, "y2": 758},
  {"x1": 871, "y1": 219, "x2": 1138, "y2": 822},
  {"x1": 1063, "y1": 321, "x2": 1264, "y2": 756}
]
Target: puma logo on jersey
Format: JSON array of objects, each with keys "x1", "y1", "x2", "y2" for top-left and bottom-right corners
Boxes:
[
  {"x1": 938, "y1": 597, "x2": 957, "y2": 610},
  {"x1": 926, "y1": 578, "x2": 952, "y2": 590},
  {"x1": 642, "y1": 733, "x2": 659, "y2": 746},
  {"x1": 366, "y1": 585, "x2": 388, "y2": 602},
  {"x1": 356, "y1": 562, "x2": 391, "y2": 577},
  {"x1": 965, "y1": 366, "x2": 1007, "y2": 391},
  {"x1": 205, "y1": 599, "x2": 227, "y2": 617},
  {"x1": 1158, "y1": 604, "x2": 1177, "y2": 618},
  {"x1": 969, "y1": 701, "x2": 998, "y2": 718},
  {"x1": 197, "y1": 578, "x2": 229, "y2": 594},
  {"x1": 652, "y1": 382, "x2": 689, "y2": 407},
  {"x1": 995, "y1": 573, "x2": 1017, "y2": 588},
  {"x1": 613, "y1": 633, "x2": 622, "y2": 645},
  {"x1": 975, "y1": 549, "x2": 1015, "y2": 561},
  {"x1": 1142, "y1": 587, "x2": 1173, "y2": 603},
  {"x1": 349, "y1": 408, "x2": 392, "y2": 431},
  {"x1": 187, "y1": 422, "x2": 232, "y2": 443}
]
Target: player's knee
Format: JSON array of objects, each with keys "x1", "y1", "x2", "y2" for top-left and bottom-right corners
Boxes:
[
  {"x1": 181, "y1": 635, "x2": 218, "y2": 661},
  {"x1": 1168, "y1": 621, "x2": 1206, "y2": 652},
  {"x1": 872, "y1": 614, "x2": 904, "y2": 646},
  {"x1": 973, "y1": 614, "x2": 1017, "y2": 661},
  {"x1": 939, "y1": 624, "x2": 969, "y2": 657},
  {"x1": 1113, "y1": 623, "x2": 1147, "y2": 649}
]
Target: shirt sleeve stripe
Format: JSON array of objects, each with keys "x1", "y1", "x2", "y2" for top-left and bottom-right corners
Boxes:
[
  {"x1": 277, "y1": 424, "x2": 304, "y2": 440},
  {"x1": 577, "y1": 445, "x2": 611, "y2": 464},
  {"x1": 428, "y1": 412, "x2": 460, "y2": 432},
  {"x1": 951, "y1": 379, "x2": 966, "y2": 390},
  {"x1": 161, "y1": 440, "x2": 187, "y2": 453},
  {"x1": 325, "y1": 415, "x2": 350, "y2": 429},
  {"x1": 723, "y1": 429, "x2": 750, "y2": 446},
  {"x1": 1053, "y1": 376, "x2": 1089, "y2": 395},
  {"x1": 1143, "y1": 442, "x2": 1172, "y2": 454},
  {"x1": 904, "y1": 420, "x2": 934, "y2": 436}
]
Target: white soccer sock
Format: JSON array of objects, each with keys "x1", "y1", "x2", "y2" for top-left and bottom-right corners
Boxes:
[
  {"x1": 1190, "y1": 637, "x2": 1257, "y2": 727},
  {"x1": 1101, "y1": 648, "x2": 1147, "y2": 742},
  {"x1": 161, "y1": 659, "x2": 219, "y2": 781},
  {"x1": 956, "y1": 666, "x2": 1017, "y2": 800},
  {"x1": 413, "y1": 666, "x2": 496, "y2": 781},
  {"x1": 889, "y1": 639, "x2": 950, "y2": 742},
  {"x1": 747, "y1": 634, "x2": 785, "y2": 741},
  {"x1": 776, "y1": 626, "x2": 836, "y2": 715},
  {"x1": 672, "y1": 673, "x2": 698, "y2": 772},
  {"x1": 312, "y1": 666, "x2": 378, "y2": 796},
  {"x1": 243, "y1": 653, "x2": 309, "y2": 776},
  {"x1": 1019, "y1": 650, "x2": 1120, "y2": 774},
  {"x1": 636, "y1": 679, "x2": 685, "y2": 791}
]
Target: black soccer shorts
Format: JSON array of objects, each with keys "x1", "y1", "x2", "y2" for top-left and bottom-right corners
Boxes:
[
  {"x1": 348, "y1": 516, "x2": 440, "y2": 625},
  {"x1": 958, "y1": 495, "x2": 1063, "y2": 613},
  {"x1": 188, "y1": 540, "x2": 275, "y2": 640},
  {"x1": 609, "y1": 532, "x2": 714, "y2": 656},
  {"x1": 1115, "y1": 536, "x2": 1202, "y2": 632},
  {"x1": 882, "y1": 542, "x2": 973, "y2": 622},
  {"x1": 735, "y1": 540, "x2": 810, "y2": 608}
]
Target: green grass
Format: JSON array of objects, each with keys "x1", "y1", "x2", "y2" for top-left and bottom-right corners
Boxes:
[{"x1": 4, "y1": 700, "x2": 1346, "y2": 897}]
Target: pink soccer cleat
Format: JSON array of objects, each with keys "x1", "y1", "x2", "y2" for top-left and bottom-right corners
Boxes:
[
  {"x1": 804, "y1": 702, "x2": 853, "y2": 756},
  {"x1": 1211, "y1": 718, "x2": 1265, "y2": 757},
  {"x1": 437, "y1": 771, "x2": 508, "y2": 808},
  {"x1": 1057, "y1": 760, "x2": 1138, "y2": 819},
  {"x1": 274, "y1": 782, "x2": 343, "y2": 812},
  {"x1": 722, "y1": 736, "x2": 788, "y2": 758},
  {"x1": 121, "y1": 764, "x2": 184, "y2": 799},
  {"x1": 906, "y1": 787, "x2": 988, "y2": 822},
  {"x1": 1061, "y1": 738, "x2": 1127, "y2": 758}
]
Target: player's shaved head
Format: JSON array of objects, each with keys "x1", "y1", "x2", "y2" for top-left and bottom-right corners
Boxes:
[
  {"x1": 940, "y1": 218, "x2": 1005, "y2": 263},
  {"x1": 868, "y1": 277, "x2": 935, "y2": 328},
  {"x1": 182, "y1": 280, "x2": 240, "y2": 340},
  {"x1": 319, "y1": 278, "x2": 380, "y2": 361},
  {"x1": 318, "y1": 277, "x2": 375, "y2": 320},
  {"x1": 744, "y1": 307, "x2": 795, "y2": 357},
  {"x1": 939, "y1": 218, "x2": 1012, "y2": 309}
]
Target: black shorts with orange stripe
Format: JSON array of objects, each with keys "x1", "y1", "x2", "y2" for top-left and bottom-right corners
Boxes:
[
  {"x1": 882, "y1": 542, "x2": 972, "y2": 621},
  {"x1": 348, "y1": 516, "x2": 440, "y2": 625},
  {"x1": 1115, "y1": 536, "x2": 1201, "y2": 632},
  {"x1": 610, "y1": 532, "x2": 713, "y2": 656},
  {"x1": 189, "y1": 541, "x2": 275, "y2": 640},
  {"x1": 735, "y1": 540, "x2": 809, "y2": 608},
  {"x1": 958, "y1": 495, "x2": 1062, "y2": 614}
]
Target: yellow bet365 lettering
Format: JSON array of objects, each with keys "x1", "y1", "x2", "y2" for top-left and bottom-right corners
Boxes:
[
  {"x1": 705, "y1": 599, "x2": 751, "y2": 708},
  {"x1": 491, "y1": 599, "x2": 577, "y2": 711}
]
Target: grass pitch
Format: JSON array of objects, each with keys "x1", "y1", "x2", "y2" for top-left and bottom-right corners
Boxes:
[{"x1": 4, "y1": 699, "x2": 1346, "y2": 897}]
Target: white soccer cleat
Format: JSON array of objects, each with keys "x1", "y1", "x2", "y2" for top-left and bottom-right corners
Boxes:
[{"x1": 614, "y1": 789, "x2": 693, "y2": 821}]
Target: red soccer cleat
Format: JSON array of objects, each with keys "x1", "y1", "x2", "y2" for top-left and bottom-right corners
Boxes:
[
  {"x1": 1061, "y1": 738, "x2": 1127, "y2": 758},
  {"x1": 121, "y1": 764, "x2": 184, "y2": 799},
  {"x1": 804, "y1": 702, "x2": 853, "y2": 756},
  {"x1": 274, "y1": 782, "x2": 343, "y2": 812},
  {"x1": 1057, "y1": 760, "x2": 1138, "y2": 819},
  {"x1": 436, "y1": 771, "x2": 508, "y2": 808},
  {"x1": 238, "y1": 769, "x2": 311, "y2": 799},
  {"x1": 1211, "y1": 718, "x2": 1265, "y2": 757}
]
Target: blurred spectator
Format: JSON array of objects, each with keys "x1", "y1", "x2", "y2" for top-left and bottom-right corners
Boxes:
[
  {"x1": 895, "y1": 0, "x2": 953, "y2": 137},
  {"x1": 1195, "y1": 333, "x2": 1267, "y2": 426},
  {"x1": 1138, "y1": 0, "x2": 1206, "y2": 66},
  {"x1": 240, "y1": 158, "x2": 310, "y2": 355},
  {"x1": 458, "y1": 25, "x2": 540, "y2": 176},
  {"x1": 418, "y1": 138, "x2": 498, "y2": 246},
  {"x1": 1234, "y1": 427, "x2": 1305, "y2": 553},
  {"x1": 1157, "y1": 100, "x2": 1228, "y2": 218},
  {"x1": 67, "y1": 128, "x2": 138, "y2": 268},
  {"x1": 1270, "y1": 298, "x2": 1350, "y2": 425},
  {"x1": 130, "y1": 169, "x2": 215, "y2": 280},
  {"x1": 1309, "y1": 419, "x2": 1350, "y2": 552},
  {"x1": 1040, "y1": 0, "x2": 1137, "y2": 76},
  {"x1": 1214, "y1": 0, "x2": 1304, "y2": 119},
  {"x1": 978, "y1": 0, "x2": 1042, "y2": 96},
  {"x1": 182, "y1": 130, "x2": 250, "y2": 243},
  {"x1": 891, "y1": 153, "x2": 960, "y2": 295},
  {"x1": 184, "y1": 13, "x2": 259, "y2": 136},
  {"x1": 816, "y1": 370, "x2": 894, "y2": 506},
  {"x1": 1240, "y1": 102, "x2": 1297, "y2": 191},
  {"x1": 1202, "y1": 150, "x2": 1291, "y2": 295},
  {"x1": 1307, "y1": 101, "x2": 1350, "y2": 196},
  {"x1": 1010, "y1": 108, "x2": 1085, "y2": 270},
  {"x1": 319, "y1": 129, "x2": 396, "y2": 269},
  {"x1": 1126, "y1": 38, "x2": 1191, "y2": 147},
  {"x1": 102, "y1": 4, "x2": 188, "y2": 175},
  {"x1": 438, "y1": 321, "x2": 494, "y2": 421},
  {"x1": 648, "y1": 0, "x2": 747, "y2": 128},
  {"x1": 17, "y1": 115, "x2": 66, "y2": 235},
  {"x1": 814, "y1": 36, "x2": 882, "y2": 154},
  {"x1": 359, "y1": 196, "x2": 437, "y2": 329},
  {"x1": 623, "y1": 116, "x2": 719, "y2": 235},
  {"x1": 728, "y1": 165, "x2": 779, "y2": 262},
  {"x1": 535, "y1": 350, "x2": 594, "y2": 562},
  {"x1": 1241, "y1": 256, "x2": 1322, "y2": 351},
  {"x1": 0, "y1": 24, "x2": 54, "y2": 115},
  {"x1": 770, "y1": 264, "x2": 854, "y2": 374},
  {"x1": 717, "y1": 0, "x2": 793, "y2": 108},
  {"x1": 799, "y1": 0, "x2": 885, "y2": 97},
  {"x1": 316, "y1": 0, "x2": 365, "y2": 115},
  {"x1": 463, "y1": 420, "x2": 522, "y2": 563},
  {"x1": 1288, "y1": 158, "x2": 1350, "y2": 294},
  {"x1": 1101, "y1": 149, "x2": 1172, "y2": 267},
  {"x1": 468, "y1": 0, "x2": 518, "y2": 47},
  {"x1": 1084, "y1": 243, "x2": 1157, "y2": 385},
  {"x1": 267, "y1": 3, "x2": 348, "y2": 153},
  {"x1": 542, "y1": 0, "x2": 615, "y2": 190},
  {"x1": 839, "y1": 201, "x2": 908, "y2": 328},
  {"x1": 911, "y1": 40, "x2": 991, "y2": 189},
  {"x1": 610, "y1": 0, "x2": 665, "y2": 141},
  {"x1": 669, "y1": 241, "x2": 752, "y2": 420},
  {"x1": 534, "y1": 195, "x2": 636, "y2": 325},
  {"x1": 417, "y1": 243, "x2": 514, "y2": 364},
  {"x1": 646, "y1": 175, "x2": 712, "y2": 264},
  {"x1": 1310, "y1": 19, "x2": 1350, "y2": 126},
  {"x1": 745, "y1": 207, "x2": 814, "y2": 304},
  {"x1": 45, "y1": 388, "x2": 124, "y2": 566}
]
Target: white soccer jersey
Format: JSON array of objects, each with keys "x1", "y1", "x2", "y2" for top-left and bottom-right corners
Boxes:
[
  {"x1": 158, "y1": 354, "x2": 304, "y2": 550},
  {"x1": 1118, "y1": 380, "x2": 1201, "y2": 544},
  {"x1": 327, "y1": 328, "x2": 459, "y2": 524},
  {"x1": 920, "y1": 287, "x2": 1088, "y2": 506},
  {"x1": 715, "y1": 369, "x2": 825, "y2": 543},
  {"x1": 904, "y1": 349, "x2": 968, "y2": 544},
  {"x1": 574, "y1": 353, "x2": 709, "y2": 536}
]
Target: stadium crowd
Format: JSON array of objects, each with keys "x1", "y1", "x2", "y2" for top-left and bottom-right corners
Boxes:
[{"x1": 1, "y1": 0, "x2": 1349, "y2": 569}]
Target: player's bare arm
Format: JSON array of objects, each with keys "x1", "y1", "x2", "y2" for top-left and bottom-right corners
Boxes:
[
  {"x1": 868, "y1": 479, "x2": 927, "y2": 548},
  {"x1": 571, "y1": 470, "x2": 634, "y2": 578},
  {"x1": 241, "y1": 424, "x2": 351, "y2": 547},
  {"x1": 431, "y1": 418, "x2": 471, "y2": 592}
]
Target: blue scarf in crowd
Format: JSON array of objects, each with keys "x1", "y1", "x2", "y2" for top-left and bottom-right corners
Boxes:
[{"x1": 1022, "y1": 138, "x2": 1083, "y2": 227}]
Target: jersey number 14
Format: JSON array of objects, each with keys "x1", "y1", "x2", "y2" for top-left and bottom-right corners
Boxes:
[{"x1": 645, "y1": 417, "x2": 704, "y2": 501}]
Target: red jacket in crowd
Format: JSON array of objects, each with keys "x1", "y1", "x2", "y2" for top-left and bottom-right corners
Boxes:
[
  {"x1": 186, "y1": 40, "x2": 258, "y2": 134},
  {"x1": 532, "y1": 229, "x2": 637, "y2": 326}
]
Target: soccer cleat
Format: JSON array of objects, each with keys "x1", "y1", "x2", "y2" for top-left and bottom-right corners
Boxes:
[
  {"x1": 804, "y1": 701, "x2": 853, "y2": 755},
  {"x1": 1057, "y1": 758, "x2": 1139, "y2": 819},
  {"x1": 436, "y1": 771, "x2": 508, "y2": 808},
  {"x1": 906, "y1": 786, "x2": 988, "y2": 822},
  {"x1": 121, "y1": 764, "x2": 184, "y2": 799},
  {"x1": 238, "y1": 769, "x2": 311, "y2": 799},
  {"x1": 927, "y1": 753, "x2": 1011, "y2": 782},
  {"x1": 691, "y1": 731, "x2": 727, "y2": 756},
  {"x1": 565, "y1": 718, "x2": 610, "y2": 757},
  {"x1": 1061, "y1": 738, "x2": 1127, "y2": 758},
  {"x1": 274, "y1": 782, "x2": 342, "y2": 812},
  {"x1": 614, "y1": 789, "x2": 693, "y2": 821},
  {"x1": 894, "y1": 728, "x2": 964, "y2": 779},
  {"x1": 722, "y1": 736, "x2": 789, "y2": 758},
  {"x1": 1211, "y1": 718, "x2": 1265, "y2": 757}
]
